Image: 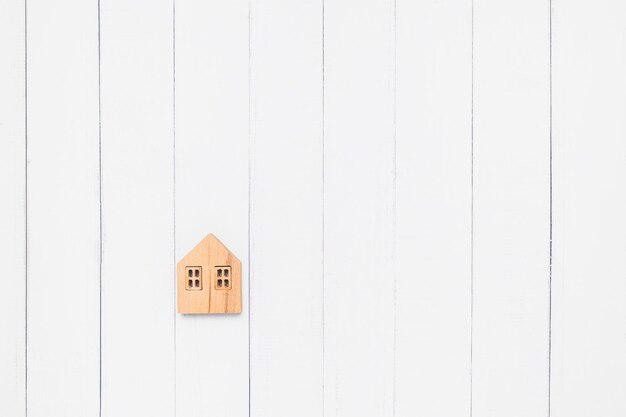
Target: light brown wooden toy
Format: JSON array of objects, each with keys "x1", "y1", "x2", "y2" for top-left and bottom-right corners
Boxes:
[{"x1": 177, "y1": 234, "x2": 242, "y2": 314}]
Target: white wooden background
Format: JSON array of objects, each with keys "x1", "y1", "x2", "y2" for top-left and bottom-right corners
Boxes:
[{"x1": 1, "y1": 0, "x2": 625, "y2": 416}]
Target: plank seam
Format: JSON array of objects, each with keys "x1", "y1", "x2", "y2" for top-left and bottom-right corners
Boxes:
[
  {"x1": 172, "y1": 0, "x2": 177, "y2": 415},
  {"x1": 97, "y1": 0, "x2": 103, "y2": 415},
  {"x1": 548, "y1": 0, "x2": 553, "y2": 415},
  {"x1": 391, "y1": 0, "x2": 397, "y2": 415},
  {"x1": 247, "y1": 0, "x2": 252, "y2": 414},
  {"x1": 24, "y1": 0, "x2": 28, "y2": 414},
  {"x1": 321, "y1": 0, "x2": 326, "y2": 415},
  {"x1": 470, "y1": 0, "x2": 475, "y2": 416}
]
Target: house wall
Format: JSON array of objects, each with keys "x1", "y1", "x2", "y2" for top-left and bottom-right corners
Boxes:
[{"x1": 1, "y1": 0, "x2": 626, "y2": 416}]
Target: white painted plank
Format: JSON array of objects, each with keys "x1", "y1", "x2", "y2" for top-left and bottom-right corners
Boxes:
[
  {"x1": 249, "y1": 0, "x2": 323, "y2": 415},
  {"x1": 551, "y1": 1, "x2": 626, "y2": 415},
  {"x1": 175, "y1": 0, "x2": 249, "y2": 415},
  {"x1": 99, "y1": 0, "x2": 175, "y2": 415},
  {"x1": 472, "y1": 0, "x2": 550, "y2": 416},
  {"x1": 0, "y1": 1, "x2": 26, "y2": 416},
  {"x1": 26, "y1": 0, "x2": 100, "y2": 415},
  {"x1": 323, "y1": 0, "x2": 395, "y2": 416},
  {"x1": 395, "y1": 0, "x2": 472, "y2": 415}
]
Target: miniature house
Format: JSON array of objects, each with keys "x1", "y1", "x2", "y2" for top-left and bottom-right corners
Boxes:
[{"x1": 177, "y1": 234, "x2": 242, "y2": 314}]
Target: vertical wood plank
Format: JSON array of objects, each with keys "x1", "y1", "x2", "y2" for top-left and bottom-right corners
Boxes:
[
  {"x1": 26, "y1": 0, "x2": 100, "y2": 415},
  {"x1": 0, "y1": 1, "x2": 26, "y2": 416},
  {"x1": 249, "y1": 0, "x2": 323, "y2": 415},
  {"x1": 99, "y1": 0, "x2": 175, "y2": 415},
  {"x1": 395, "y1": 0, "x2": 472, "y2": 415},
  {"x1": 175, "y1": 0, "x2": 249, "y2": 415},
  {"x1": 323, "y1": 0, "x2": 395, "y2": 416},
  {"x1": 472, "y1": 0, "x2": 550, "y2": 416},
  {"x1": 551, "y1": 1, "x2": 626, "y2": 415}
]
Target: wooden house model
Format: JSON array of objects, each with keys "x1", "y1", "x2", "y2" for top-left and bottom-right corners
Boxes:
[{"x1": 177, "y1": 234, "x2": 242, "y2": 314}]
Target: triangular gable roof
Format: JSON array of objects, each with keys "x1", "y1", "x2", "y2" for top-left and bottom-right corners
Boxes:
[{"x1": 177, "y1": 234, "x2": 241, "y2": 314}]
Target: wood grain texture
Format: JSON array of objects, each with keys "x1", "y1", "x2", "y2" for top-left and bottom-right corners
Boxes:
[
  {"x1": 0, "y1": 1, "x2": 26, "y2": 415},
  {"x1": 395, "y1": 0, "x2": 472, "y2": 415},
  {"x1": 249, "y1": 0, "x2": 323, "y2": 413},
  {"x1": 551, "y1": 1, "x2": 626, "y2": 415},
  {"x1": 323, "y1": 0, "x2": 396, "y2": 415},
  {"x1": 177, "y1": 234, "x2": 242, "y2": 314},
  {"x1": 26, "y1": 0, "x2": 100, "y2": 415},
  {"x1": 472, "y1": 0, "x2": 550, "y2": 416},
  {"x1": 99, "y1": 0, "x2": 175, "y2": 415},
  {"x1": 175, "y1": 0, "x2": 249, "y2": 414}
]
